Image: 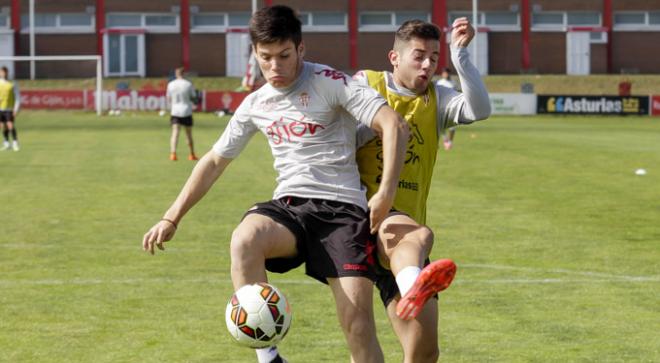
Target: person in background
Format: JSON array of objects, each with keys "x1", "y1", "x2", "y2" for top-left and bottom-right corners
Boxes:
[
  {"x1": 0, "y1": 66, "x2": 21, "y2": 151},
  {"x1": 436, "y1": 67, "x2": 458, "y2": 150},
  {"x1": 166, "y1": 67, "x2": 198, "y2": 161}
]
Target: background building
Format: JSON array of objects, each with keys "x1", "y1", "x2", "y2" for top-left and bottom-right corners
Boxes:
[{"x1": 0, "y1": 0, "x2": 659, "y2": 78}]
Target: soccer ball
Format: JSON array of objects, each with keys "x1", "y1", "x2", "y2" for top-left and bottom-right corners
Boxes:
[{"x1": 225, "y1": 282, "x2": 292, "y2": 348}]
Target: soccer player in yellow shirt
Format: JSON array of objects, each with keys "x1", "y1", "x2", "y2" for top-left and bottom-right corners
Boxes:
[
  {"x1": 355, "y1": 18, "x2": 491, "y2": 362},
  {"x1": 0, "y1": 66, "x2": 21, "y2": 151}
]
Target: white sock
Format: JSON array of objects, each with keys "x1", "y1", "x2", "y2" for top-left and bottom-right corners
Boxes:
[
  {"x1": 395, "y1": 266, "x2": 422, "y2": 296},
  {"x1": 256, "y1": 346, "x2": 279, "y2": 363}
]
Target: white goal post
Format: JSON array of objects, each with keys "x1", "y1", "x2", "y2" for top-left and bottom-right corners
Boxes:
[{"x1": 0, "y1": 55, "x2": 103, "y2": 116}]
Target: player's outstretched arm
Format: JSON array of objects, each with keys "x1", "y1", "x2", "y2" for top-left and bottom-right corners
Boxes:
[
  {"x1": 445, "y1": 17, "x2": 491, "y2": 123},
  {"x1": 367, "y1": 105, "x2": 409, "y2": 233},
  {"x1": 142, "y1": 152, "x2": 232, "y2": 254}
]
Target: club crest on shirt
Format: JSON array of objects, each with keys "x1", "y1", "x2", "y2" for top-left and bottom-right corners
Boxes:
[{"x1": 299, "y1": 92, "x2": 310, "y2": 108}]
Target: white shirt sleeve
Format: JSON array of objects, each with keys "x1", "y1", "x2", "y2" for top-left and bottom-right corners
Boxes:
[
  {"x1": 439, "y1": 46, "x2": 491, "y2": 130},
  {"x1": 352, "y1": 70, "x2": 378, "y2": 148},
  {"x1": 212, "y1": 96, "x2": 258, "y2": 158}
]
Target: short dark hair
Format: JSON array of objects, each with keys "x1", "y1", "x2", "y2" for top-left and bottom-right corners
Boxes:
[
  {"x1": 0, "y1": 66, "x2": 7, "y2": 74},
  {"x1": 249, "y1": 5, "x2": 302, "y2": 48},
  {"x1": 394, "y1": 20, "x2": 440, "y2": 50}
]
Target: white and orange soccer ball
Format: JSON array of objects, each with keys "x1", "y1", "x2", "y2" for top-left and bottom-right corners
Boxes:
[{"x1": 225, "y1": 282, "x2": 292, "y2": 348}]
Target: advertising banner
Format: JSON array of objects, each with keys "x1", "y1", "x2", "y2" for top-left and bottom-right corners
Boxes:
[
  {"x1": 20, "y1": 90, "x2": 248, "y2": 113},
  {"x1": 651, "y1": 95, "x2": 660, "y2": 116},
  {"x1": 20, "y1": 90, "x2": 86, "y2": 109},
  {"x1": 489, "y1": 93, "x2": 537, "y2": 115},
  {"x1": 537, "y1": 95, "x2": 649, "y2": 115}
]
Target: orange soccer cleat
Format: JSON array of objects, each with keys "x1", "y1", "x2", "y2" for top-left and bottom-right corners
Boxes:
[
  {"x1": 169, "y1": 152, "x2": 178, "y2": 161},
  {"x1": 396, "y1": 259, "x2": 457, "y2": 320},
  {"x1": 188, "y1": 153, "x2": 198, "y2": 161}
]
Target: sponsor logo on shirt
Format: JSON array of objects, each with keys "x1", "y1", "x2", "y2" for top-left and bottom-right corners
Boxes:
[
  {"x1": 299, "y1": 92, "x2": 310, "y2": 108},
  {"x1": 343, "y1": 263, "x2": 368, "y2": 272},
  {"x1": 266, "y1": 115, "x2": 326, "y2": 145},
  {"x1": 315, "y1": 69, "x2": 348, "y2": 85}
]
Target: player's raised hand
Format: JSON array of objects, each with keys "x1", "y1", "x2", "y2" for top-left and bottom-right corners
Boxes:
[
  {"x1": 451, "y1": 17, "x2": 475, "y2": 48},
  {"x1": 368, "y1": 190, "x2": 394, "y2": 234},
  {"x1": 142, "y1": 219, "x2": 177, "y2": 255}
]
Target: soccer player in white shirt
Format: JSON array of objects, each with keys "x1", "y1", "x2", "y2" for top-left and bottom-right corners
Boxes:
[
  {"x1": 142, "y1": 6, "x2": 408, "y2": 363},
  {"x1": 166, "y1": 67, "x2": 198, "y2": 161}
]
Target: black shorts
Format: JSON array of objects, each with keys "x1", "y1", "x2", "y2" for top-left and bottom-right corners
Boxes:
[
  {"x1": 170, "y1": 115, "x2": 193, "y2": 126},
  {"x1": 243, "y1": 197, "x2": 377, "y2": 284},
  {"x1": 0, "y1": 111, "x2": 14, "y2": 123}
]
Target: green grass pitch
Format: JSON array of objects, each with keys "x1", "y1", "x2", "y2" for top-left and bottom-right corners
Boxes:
[{"x1": 0, "y1": 111, "x2": 658, "y2": 362}]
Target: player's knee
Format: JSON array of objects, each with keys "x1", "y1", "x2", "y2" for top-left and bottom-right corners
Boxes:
[
  {"x1": 339, "y1": 306, "x2": 374, "y2": 340},
  {"x1": 415, "y1": 226, "x2": 434, "y2": 253},
  {"x1": 230, "y1": 227, "x2": 264, "y2": 261}
]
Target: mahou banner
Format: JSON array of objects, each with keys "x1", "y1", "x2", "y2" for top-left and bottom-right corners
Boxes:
[{"x1": 20, "y1": 90, "x2": 249, "y2": 113}]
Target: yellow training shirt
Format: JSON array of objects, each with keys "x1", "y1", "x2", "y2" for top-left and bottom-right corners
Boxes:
[
  {"x1": 0, "y1": 80, "x2": 16, "y2": 111},
  {"x1": 356, "y1": 70, "x2": 440, "y2": 225}
]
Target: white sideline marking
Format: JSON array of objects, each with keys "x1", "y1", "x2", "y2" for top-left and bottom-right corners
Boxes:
[
  {"x1": 462, "y1": 263, "x2": 658, "y2": 281},
  {"x1": 0, "y1": 275, "x2": 658, "y2": 287},
  {"x1": 0, "y1": 261, "x2": 657, "y2": 286}
]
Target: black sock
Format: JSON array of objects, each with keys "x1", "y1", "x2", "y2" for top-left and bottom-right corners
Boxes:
[
  {"x1": 2, "y1": 129, "x2": 8, "y2": 142},
  {"x1": 11, "y1": 129, "x2": 17, "y2": 141}
]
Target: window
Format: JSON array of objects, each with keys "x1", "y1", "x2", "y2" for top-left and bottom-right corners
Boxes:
[
  {"x1": 106, "y1": 13, "x2": 179, "y2": 32},
  {"x1": 394, "y1": 11, "x2": 429, "y2": 25},
  {"x1": 650, "y1": 12, "x2": 660, "y2": 25},
  {"x1": 20, "y1": 13, "x2": 94, "y2": 32},
  {"x1": 300, "y1": 11, "x2": 346, "y2": 32},
  {"x1": 566, "y1": 12, "x2": 600, "y2": 26},
  {"x1": 299, "y1": 13, "x2": 310, "y2": 26},
  {"x1": 60, "y1": 13, "x2": 93, "y2": 27},
  {"x1": 228, "y1": 12, "x2": 250, "y2": 27},
  {"x1": 360, "y1": 12, "x2": 392, "y2": 26},
  {"x1": 107, "y1": 14, "x2": 141, "y2": 27},
  {"x1": 191, "y1": 14, "x2": 226, "y2": 27},
  {"x1": 145, "y1": 15, "x2": 176, "y2": 27},
  {"x1": 0, "y1": 15, "x2": 6, "y2": 28},
  {"x1": 589, "y1": 31, "x2": 607, "y2": 44},
  {"x1": 614, "y1": 12, "x2": 645, "y2": 26},
  {"x1": 449, "y1": 12, "x2": 483, "y2": 26},
  {"x1": 313, "y1": 12, "x2": 345, "y2": 26},
  {"x1": 484, "y1": 12, "x2": 518, "y2": 26},
  {"x1": 360, "y1": 11, "x2": 431, "y2": 31},
  {"x1": 532, "y1": 12, "x2": 563, "y2": 27},
  {"x1": 21, "y1": 14, "x2": 56, "y2": 28}
]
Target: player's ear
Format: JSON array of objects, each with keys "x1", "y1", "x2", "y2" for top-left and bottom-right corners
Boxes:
[
  {"x1": 297, "y1": 41, "x2": 305, "y2": 58},
  {"x1": 388, "y1": 50, "x2": 399, "y2": 68}
]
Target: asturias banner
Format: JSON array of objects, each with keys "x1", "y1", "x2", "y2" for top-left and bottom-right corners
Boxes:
[{"x1": 537, "y1": 95, "x2": 649, "y2": 115}]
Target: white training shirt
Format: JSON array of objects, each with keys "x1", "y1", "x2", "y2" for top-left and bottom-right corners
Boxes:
[
  {"x1": 166, "y1": 78, "x2": 196, "y2": 117},
  {"x1": 355, "y1": 46, "x2": 491, "y2": 147},
  {"x1": 213, "y1": 62, "x2": 386, "y2": 210}
]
